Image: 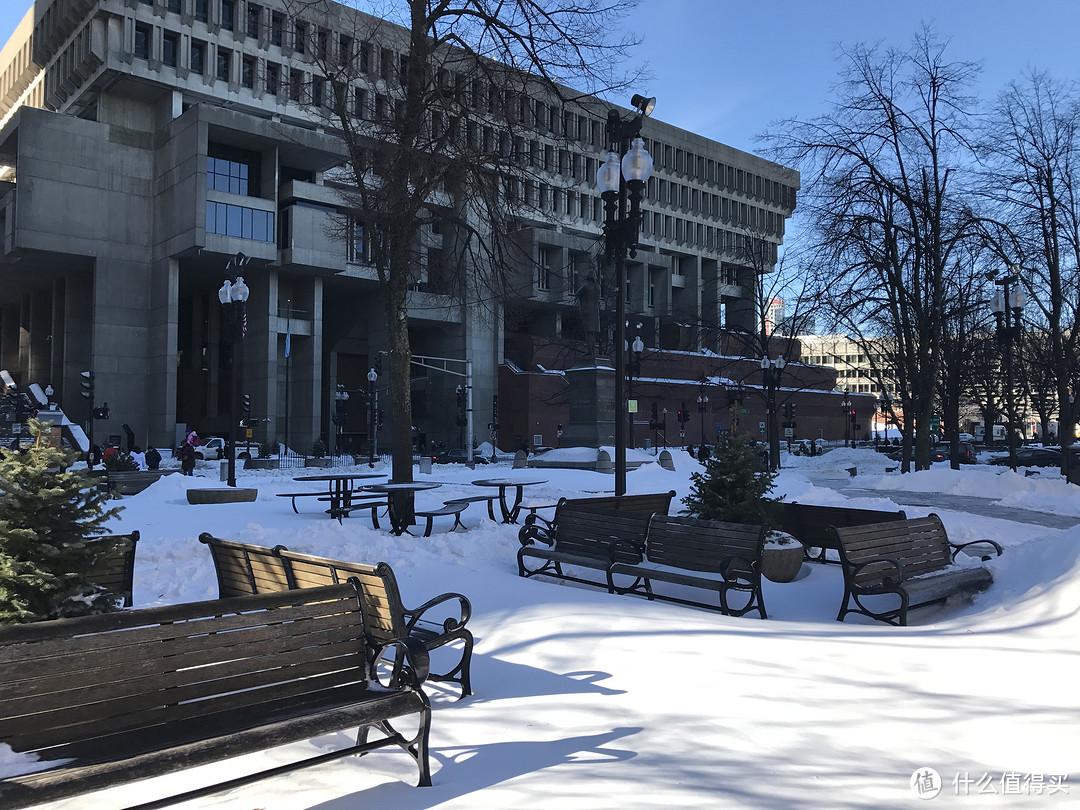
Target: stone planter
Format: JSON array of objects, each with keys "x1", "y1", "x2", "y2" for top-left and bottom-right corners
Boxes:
[
  {"x1": 304, "y1": 457, "x2": 332, "y2": 468},
  {"x1": 761, "y1": 533, "x2": 805, "y2": 583},
  {"x1": 186, "y1": 488, "x2": 258, "y2": 504}
]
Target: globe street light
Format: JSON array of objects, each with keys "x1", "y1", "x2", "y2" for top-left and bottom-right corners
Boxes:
[
  {"x1": 218, "y1": 253, "x2": 250, "y2": 487},
  {"x1": 697, "y1": 376, "x2": 710, "y2": 446},
  {"x1": 597, "y1": 94, "x2": 655, "y2": 495},
  {"x1": 761, "y1": 355, "x2": 786, "y2": 470}
]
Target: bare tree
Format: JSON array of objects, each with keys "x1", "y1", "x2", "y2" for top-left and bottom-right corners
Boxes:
[
  {"x1": 765, "y1": 28, "x2": 981, "y2": 469},
  {"x1": 979, "y1": 70, "x2": 1080, "y2": 476},
  {"x1": 282, "y1": 0, "x2": 641, "y2": 482}
]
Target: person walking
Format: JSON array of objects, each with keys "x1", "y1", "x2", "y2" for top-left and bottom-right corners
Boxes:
[
  {"x1": 179, "y1": 441, "x2": 195, "y2": 476},
  {"x1": 145, "y1": 446, "x2": 162, "y2": 470}
]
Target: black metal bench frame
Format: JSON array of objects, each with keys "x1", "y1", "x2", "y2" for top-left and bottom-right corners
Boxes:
[
  {"x1": 829, "y1": 513, "x2": 1003, "y2": 626},
  {"x1": 607, "y1": 515, "x2": 768, "y2": 618},
  {"x1": 0, "y1": 583, "x2": 433, "y2": 809},
  {"x1": 773, "y1": 502, "x2": 907, "y2": 564}
]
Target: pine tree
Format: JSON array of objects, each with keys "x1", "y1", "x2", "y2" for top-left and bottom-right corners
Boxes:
[
  {"x1": 0, "y1": 419, "x2": 124, "y2": 623},
  {"x1": 682, "y1": 430, "x2": 783, "y2": 525}
]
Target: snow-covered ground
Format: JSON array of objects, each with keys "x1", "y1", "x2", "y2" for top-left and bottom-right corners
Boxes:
[{"x1": 5, "y1": 446, "x2": 1079, "y2": 808}]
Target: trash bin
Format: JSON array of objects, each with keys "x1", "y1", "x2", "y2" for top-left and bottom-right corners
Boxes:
[{"x1": 418, "y1": 456, "x2": 432, "y2": 474}]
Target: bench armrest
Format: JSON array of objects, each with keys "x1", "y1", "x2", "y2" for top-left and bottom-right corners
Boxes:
[
  {"x1": 403, "y1": 592, "x2": 472, "y2": 633},
  {"x1": 849, "y1": 557, "x2": 905, "y2": 588},
  {"x1": 369, "y1": 635, "x2": 431, "y2": 690},
  {"x1": 949, "y1": 538, "x2": 1003, "y2": 562},
  {"x1": 718, "y1": 553, "x2": 760, "y2": 585},
  {"x1": 519, "y1": 515, "x2": 556, "y2": 547}
]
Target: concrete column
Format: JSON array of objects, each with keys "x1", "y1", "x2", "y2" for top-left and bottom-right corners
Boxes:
[
  {"x1": 0, "y1": 302, "x2": 19, "y2": 377},
  {"x1": 147, "y1": 257, "x2": 179, "y2": 448}
]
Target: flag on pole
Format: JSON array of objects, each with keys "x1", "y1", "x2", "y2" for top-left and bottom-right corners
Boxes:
[{"x1": 284, "y1": 316, "x2": 290, "y2": 358}]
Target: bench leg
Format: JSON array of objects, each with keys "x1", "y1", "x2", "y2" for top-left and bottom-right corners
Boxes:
[{"x1": 423, "y1": 517, "x2": 435, "y2": 537}]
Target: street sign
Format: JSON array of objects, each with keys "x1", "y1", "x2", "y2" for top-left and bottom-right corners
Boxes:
[
  {"x1": 759, "y1": 421, "x2": 766, "y2": 434},
  {"x1": 784, "y1": 427, "x2": 794, "y2": 437},
  {"x1": 628, "y1": 399, "x2": 638, "y2": 413}
]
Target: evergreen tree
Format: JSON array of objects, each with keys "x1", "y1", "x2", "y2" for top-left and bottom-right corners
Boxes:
[
  {"x1": 682, "y1": 431, "x2": 783, "y2": 525},
  {"x1": 0, "y1": 419, "x2": 124, "y2": 623}
]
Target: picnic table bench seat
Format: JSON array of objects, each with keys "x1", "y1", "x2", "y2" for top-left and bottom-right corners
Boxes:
[
  {"x1": 0, "y1": 583, "x2": 432, "y2": 809},
  {"x1": 773, "y1": 502, "x2": 907, "y2": 564},
  {"x1": 829, "y1": 513, "x2": 1003, "y2": 625},
  {"x1": 198, "y1": 534, "x2": 474, "y2": 698},
  {"x1": 607, "y1": 515, "x2": 768, "y2": 618},
  {"x1": 413, "y1": 501, "x2": 471, "y2": 536},
  {"x1": 442, "y1": 494, "x2": 499, "y2": 521}
]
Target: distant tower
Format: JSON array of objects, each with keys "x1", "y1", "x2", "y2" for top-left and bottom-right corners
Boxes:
[{"x1": 765, "y1": 298, "x2": 785, "y2": 336}]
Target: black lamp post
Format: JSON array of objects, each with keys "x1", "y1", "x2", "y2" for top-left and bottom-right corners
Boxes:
[
  {"x1": 991, "y1": 267, "x2": 1025, "y2": 471},
  {"x1": 597, "y1": 93, "x2": 656, "y2": 496},
  {"x1": 626, "y1": 328, "x2": 644, "y2": 449},
  {"x1": 697, "y1": 376, "x2": 710, "y2": 445},
  {"x1": 761, "y1": 355, "x2": 786, "y2": 470},
  {"x1": 367, "y1": 367, "x2": 378, "y2": 467},
  {"x1": 841, "y1": 389, "x2": 852, "y2": 449},
  {"x1": 217, "y1": 253, "x2": 250, "y2": 487}
]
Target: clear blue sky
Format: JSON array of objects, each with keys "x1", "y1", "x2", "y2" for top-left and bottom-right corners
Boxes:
[{"x1": 1, "y1": 0, "x2": 1077, "y2": 154}]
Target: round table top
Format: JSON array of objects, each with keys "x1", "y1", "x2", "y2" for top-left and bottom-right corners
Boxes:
[
  {"x1": 363, "y1": 481, "x2": 442, "y2": 492},
  {"x1": 293, "y1": 472, "x2": 387, "y2": 482},
  {"x1": 471, "y1": 478, "x2": 549, "y2": 487}
]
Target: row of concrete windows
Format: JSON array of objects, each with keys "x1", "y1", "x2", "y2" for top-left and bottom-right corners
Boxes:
[{"x1": 206, "y1": 201, "x2": 275, "y2": 242}]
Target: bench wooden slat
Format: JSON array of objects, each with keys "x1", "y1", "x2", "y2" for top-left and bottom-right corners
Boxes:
[{"x1": 773, "y1": 502, "x2": 907, "y2": 563}]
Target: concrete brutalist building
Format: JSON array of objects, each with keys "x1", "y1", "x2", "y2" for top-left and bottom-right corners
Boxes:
[{"x1": 0, "y1": 0, "x2": 799, "y2": 455}]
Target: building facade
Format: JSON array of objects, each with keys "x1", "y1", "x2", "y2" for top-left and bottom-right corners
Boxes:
[{"x1": 0, "y1": 0, "x2": 800, "y2": 454}]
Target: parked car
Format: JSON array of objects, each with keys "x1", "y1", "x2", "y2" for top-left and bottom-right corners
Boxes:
[
  {"x1": 990, "y1": 447, "x2": 1062, "y2": 467},
  {"x1": 192, "y1": 436, "x2": 260, "y2": 461},
  {"x1": 935, "y1": 441, "x2": 977, "y2": 464},
  {"x1": 433, "y1": 448, "x2": 488, "y2": 465}
]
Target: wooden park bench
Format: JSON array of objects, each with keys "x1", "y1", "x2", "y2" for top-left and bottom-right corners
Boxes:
[
  {"x1": 104, "y1": 469, "x2": 175, "y2": 496},
  {"x1": 607, "y1": 515, "x2": 769, "y2": 618},
  {"x1": 520, "y1": 490, "x2": 677, "y2": 533},
  {"x1": 198, "y1": 534, "x2": 474, "y2": 698},
  {"x1": 773, "y1": 502, "x2": 907, "y2": 564},
  {"x1": 84, "y1": 530, "x2": 140, "y2": 607},
  {"x1": 0, "y1": 583, "x2": 433, "y2": 809},
  {"x1": 829, "y1": 514, "x2": 1004, "y2": 626},
  {"x1": 517, "y1": 505, "x2": 654, "y2": 589}
]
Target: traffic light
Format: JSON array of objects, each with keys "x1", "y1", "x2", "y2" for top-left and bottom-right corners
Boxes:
[
  {"x1": 241, "y1": 393, "x2": 251, "y2": 414},
  {"x1": 376, "y1": 408, "x2": 384, "y2": 428},
  {"x1": 783, "y1": 402, "x2": 791, "y2": 420},
  {"x1": 456, "y1": 385, "x2": 466, "y2": 410},
  {"x1": 373, "y1": 354, "x2": 382, "y2": 376},
  {"x1": 651, "y1": 402, "x2": 659, "y2": 422},
  {"x1": 680, "y1": 401, "x2": 690, "y2": 424},
  {"x1": 80, "y1": 370, "x2": 94, "y2": 399},
  {"x1": 791, "y1": 402, "x2": 797, "y2": 419},
  {"x1": 492, "y1": 394, "x2": 499, "y2": 429},
  {"x1": 676, "y1": 409, "x2": 683, "y2": 425}
]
